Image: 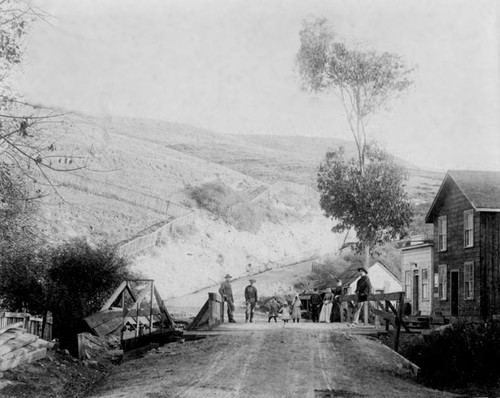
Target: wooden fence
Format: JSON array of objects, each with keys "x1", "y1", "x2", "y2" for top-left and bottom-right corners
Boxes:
[
  {"x1": 338, "y1": 292, "x2": 409, "y2": 351},
  {"x1": 117, "y1": 211, "x2": 196, "y2": 257},
  {"x1": 0, "y1": 312, "x2": 52, "y2": 341}
]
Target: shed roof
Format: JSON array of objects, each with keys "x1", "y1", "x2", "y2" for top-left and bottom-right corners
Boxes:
[
  {"x1": 425, "y1": 170, "x2": 500, "y2": 223},
  {"x1": 337, "y1": 260, "x2": 401, "y2": 288}
]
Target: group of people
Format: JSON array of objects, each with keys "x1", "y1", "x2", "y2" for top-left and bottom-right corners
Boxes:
[
  {"x1": 218, "y1": 266, "x2": 372, "y2": 325},
  {"x1": 267, "y1": 294, "x2": 302, "y2": 323}
]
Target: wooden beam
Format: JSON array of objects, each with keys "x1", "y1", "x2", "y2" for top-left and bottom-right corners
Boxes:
[
  {"x1": 0, "y1": 347, "x2": 47, "y2": 372},
  {"x1": 337, "y1": 292, "x2": 405, "y2": 303},
  {"x1": 100, "y1": 281, "x2": 137, "y2": 311},
  {"x1": 370, "y1": 307, "x2": 396, "y2": 326},
  {"x1": 154, "y1": 287, "x2": 175, "y2": 328},
  {"x1": 187, "y1": 300, "x2": 209, "y2": 331}
]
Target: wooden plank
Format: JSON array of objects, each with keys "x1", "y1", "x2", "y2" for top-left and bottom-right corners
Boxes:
[
  {"x1": 100, "y1": 281, "x2": 137, "y2": 311},
  {"x1": 0, "y1": 346, "x2": 36, "y2": 361},
  {"x1": 0, "y1": 322, "x2": 24, "y2": 335},
  {"x1": 85, "y1": 309, "x2": 123, "y2": 329},
  {"x1": 394, "y1": 294, "x2": 405, "y2": 352},
  {"x1": 370, "y1": 308, "x2": 396, "y2": 325},
  {"x1": 386, "y1": 301, "x2": 411, "y2": 333},
  {"x1": 154, "y1": 287, "x2": 175, "y2": 328},
  {"x1": 94, "y1": 318, "x2": 123, "y2": 337},
  {"x1": 0, "y1": 333, "x2": 39, "y2": 356},
  {"x1": 187, "y1": 300, "x2": 209, "y2": 331},
  {"x1": 338, "y1": 292, "x2": 405, "y2": 303},
  {"x1": 0, "y1": 347, "x2": 47, "y2": 372},
  {"x1": 0, "y1": 330, "x2": 26, "y2": 347}
]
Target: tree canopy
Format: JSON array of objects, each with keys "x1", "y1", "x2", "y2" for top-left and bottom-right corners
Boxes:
[
  {"x1": 296, "y1": 17, "x2": 414, "y2": 171},
  {"x1": 317, "y1": 144, "x2": 412, "y2": 256}
]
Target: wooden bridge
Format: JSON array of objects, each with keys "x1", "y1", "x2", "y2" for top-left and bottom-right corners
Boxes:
[{"x1": 187, "y1": 291, "x2": 410, "y2": 351}]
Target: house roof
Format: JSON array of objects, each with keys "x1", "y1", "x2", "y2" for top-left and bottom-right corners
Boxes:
[
  {"x1": 425, "y1": 170, "x2": 500, "y2": 223},
  {"x1": 337, "y1": 260, "x2": 401, "y2": 288}
]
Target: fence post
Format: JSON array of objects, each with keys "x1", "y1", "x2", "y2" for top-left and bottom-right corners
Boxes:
[{"x1": 394, "y1": 292, "x2": 404, "y2": 352}]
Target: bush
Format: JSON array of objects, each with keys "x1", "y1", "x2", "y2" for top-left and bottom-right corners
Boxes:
[
  {"x1": 0, "y1": 250, "x2": 47, "y2": 314},
  {"x1": 187, "y1": 181, "x2": 243, "y2": 215},
  {"x1": 294, "y1": 255, "x2": 356, "y2": 291},
  {"x1": 401, "y1": 321, "x2": 500, "y2": 391},
  {"x1": 45, "y1": 239, "x2": 133, "y2": 354}
]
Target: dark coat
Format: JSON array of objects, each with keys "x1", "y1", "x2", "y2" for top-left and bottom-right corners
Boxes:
[
  {"x1": 355, "y1": 275, "x2": 372, "y2": 302},
  {"x1": 245, "y1": 285, "x2": 258, "y2": 303}
]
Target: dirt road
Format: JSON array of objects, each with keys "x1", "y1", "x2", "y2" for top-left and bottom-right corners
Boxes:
[{"x1": 86, "y1": 318, "x2": 456, "y2": 398}]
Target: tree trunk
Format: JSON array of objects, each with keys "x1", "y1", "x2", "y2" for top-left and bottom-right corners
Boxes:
[{"x1": 364, "y1": 244, "x2": 370, "y2": 269}]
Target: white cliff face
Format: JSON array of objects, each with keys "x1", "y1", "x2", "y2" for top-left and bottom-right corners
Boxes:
[{"x1": 131, "y1": 210, "x2": 342, "y2": 300}]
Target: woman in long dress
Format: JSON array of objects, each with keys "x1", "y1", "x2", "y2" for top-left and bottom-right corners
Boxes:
[
  {"x1": 291, "y1": 294, "x2": 302, "y2": 323},
  {"x1": 319, "y1": 288, "x2": 334, "y2": 323}
]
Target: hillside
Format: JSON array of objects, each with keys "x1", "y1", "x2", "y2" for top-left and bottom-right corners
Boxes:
[{"x1": 26, "y1": 113, "x2": 444, "y2": 297}]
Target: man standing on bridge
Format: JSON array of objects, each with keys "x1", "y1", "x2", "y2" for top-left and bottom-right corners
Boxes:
[
  {"x1": 350, "y1": 268, "x2": 372, "y2": 326},
  {"x1": 244, "y1": 279, "x2": 258, "y2": 323},
  {"x1": 219, "y1": 274, "x2": 236, "y2": 323}
]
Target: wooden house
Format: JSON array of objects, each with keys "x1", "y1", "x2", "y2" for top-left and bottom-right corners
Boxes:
[
  {"x1": 425, "y1": 170, "x2": 500, "y2": 320},
  {"x1": 401, "y1": 238, "x2": 434, "y2": 316},
  {"x1": 339, "y1": 260, "x2": 402, "y2": 295}
]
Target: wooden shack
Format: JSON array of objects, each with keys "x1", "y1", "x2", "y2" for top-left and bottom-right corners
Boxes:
[
  {"x1": 339, "y1": 260, "x2": 402, "y2": 295},
  {"x1": 425, "y1": 170, "x2": 500, "y2": 320}
]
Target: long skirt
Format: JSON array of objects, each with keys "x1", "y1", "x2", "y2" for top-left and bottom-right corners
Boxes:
[{"x1": 319, "y1": 302, "x2": 332, "y2": 323}]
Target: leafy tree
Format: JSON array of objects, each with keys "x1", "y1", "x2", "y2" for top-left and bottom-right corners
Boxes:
[
  {"x1": 317, "y1": 144, "x2": 412, "y2": 265},
  {"x1": 45, "y1": 239, "x2": 132, "y2": 352},
  {"x1": 0, "y1": 249, "x2": 47, "y2": 314},
  {"x1": 297, "y1": 17, "x2": 414, "y2": 264},
  {"x1": 296, "y1": 16, "x2": 414, "y2": 172}
]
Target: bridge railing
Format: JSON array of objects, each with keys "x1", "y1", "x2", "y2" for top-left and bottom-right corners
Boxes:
[
  {"x1": 337, "y1": 291, "x2": 409, "y2": 351},
  {"x1": 186, "y1": 293, "x2": 223, "y2": 331}
]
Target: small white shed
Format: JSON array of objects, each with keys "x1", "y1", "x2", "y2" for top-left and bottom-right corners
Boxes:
[{"x1": 340, "y1": 260, "x2": 402, "y2": 295}]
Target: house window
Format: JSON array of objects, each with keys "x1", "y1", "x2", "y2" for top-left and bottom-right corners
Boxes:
[
  {"x1": 404, "y1": 271, "x2": 411, "y2": 298},
  {"x1": 438, "y1": 264, "x2": 447, "y2": 300},
  {"x1": 421, "y1": 269, "x2": 428, "y2": 300},
  {"x1": 438, "y1": 216, "x2": 447, "y2": 251},
  {"x1": 464, "y1": 210, "x2": 474, "y2": 248},
  {"x1": 464, "y1": 261, "x2": 474, "y2": 300}
]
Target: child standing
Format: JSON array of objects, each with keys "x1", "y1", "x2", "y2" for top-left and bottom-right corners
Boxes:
[
  {"x1": 279, "y1": 302, "x2": 290, "y2": 323},
  {"x1": 268, "y1": 297, "x2": 279, "y2": 322},
  {"x1": 291, "y1": 293, "x2": 302, "y2": 323}
]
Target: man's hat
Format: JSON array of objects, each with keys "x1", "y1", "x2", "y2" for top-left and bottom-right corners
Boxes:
[
  {"x1": 249, "y1": 279, "x2": 256, "y2": 283},
  {"x1": 224, "y1": 274, "x2": 232, "y2": 279},
  {"x1": 357, "y1": 267, "x2": 368, "y2": 274}
]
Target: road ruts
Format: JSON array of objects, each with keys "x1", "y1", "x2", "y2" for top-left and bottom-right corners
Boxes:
[{"x1": 86, "y1": 323, "x2": 458, "y2": 398}]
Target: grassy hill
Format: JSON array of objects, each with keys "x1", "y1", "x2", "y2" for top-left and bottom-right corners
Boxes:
[{"x1": 31, "y1": 113, "x2": 443, "y2": 247}]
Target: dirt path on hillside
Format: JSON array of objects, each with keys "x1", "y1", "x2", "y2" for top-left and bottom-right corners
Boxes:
[{"x1": 85, "y1": 319, "x2": 457, "y2": 398}]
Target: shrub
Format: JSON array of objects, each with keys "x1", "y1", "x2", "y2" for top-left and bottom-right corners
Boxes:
[
  {"x1": 401, "y1": 321, "x2": 500, "y2": 391},
  {"x1": 294, "y1": 255, "x2": 356, "y2": 291},
  {"x1": 0, "y1": 250, "x2": 47, "y2": 314},
  {"x1": 187, "y1": 181, "x2": 243, "y2": 215},
  {"x1": 45, "y1": 238, "x2": 133, "y2": 354}
]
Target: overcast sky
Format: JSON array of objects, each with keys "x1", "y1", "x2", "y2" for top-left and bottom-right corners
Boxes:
[{"x1": 18, "y1": 0, "x2": 500, "y2": 171}]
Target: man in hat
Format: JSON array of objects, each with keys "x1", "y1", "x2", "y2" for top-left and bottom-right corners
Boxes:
[
  {"x1": 309, "y1": 287, "x2": 322, "y2": 323},
  {"x1": 244, "y1": 279, "x2": 258, "y2": 323},
  {"x1": 331, "y1": 279, "x2": 343, "y2": 322},
  {"x1": 350, "y1": 267, "x2": 372, "y2": 325},
  {"x1": 219, "y1": 274, "x2": 236, "y2": 323}
]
